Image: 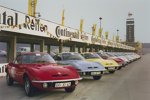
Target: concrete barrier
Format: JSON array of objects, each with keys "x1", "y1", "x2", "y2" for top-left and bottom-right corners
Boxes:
[{"x1": 0, "y1": 63, "x2": 7, "y2": 77}]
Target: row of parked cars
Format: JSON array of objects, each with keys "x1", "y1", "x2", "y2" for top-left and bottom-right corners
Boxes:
[{"x1": 5, "y1": 51, "x2": 141, "y2": 96}]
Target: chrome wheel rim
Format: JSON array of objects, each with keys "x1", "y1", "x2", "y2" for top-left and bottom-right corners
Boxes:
[{"x1": 25, "y1": 78, "x2": 30, "y2": 94}]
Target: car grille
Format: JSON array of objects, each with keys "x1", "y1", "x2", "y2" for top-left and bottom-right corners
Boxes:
[
  {"x1": 79, "y1": 71, "x2": 103, "y2": 76},
  {"x1": 52, "y1": 74, "x2": 69, "y2": 77},
  {"x1": 88, "y1": 67, "x2": 98, "y2": 69}
]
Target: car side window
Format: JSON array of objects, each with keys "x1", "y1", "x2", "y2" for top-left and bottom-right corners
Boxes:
[
  {"x1": 83, "y1": 54, "x2": 88, "y2": 59},
  {"x1": 22, "y1": 55, "x2": 31, "y2": 64},
  {"x1": 14, "y1": 55, "x2": 22, "y2": 64},
  {"x1": 53, "y1": 55, "x2": 62, "y2": 61}
]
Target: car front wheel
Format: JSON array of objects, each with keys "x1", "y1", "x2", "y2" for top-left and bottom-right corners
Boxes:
[
  {"x1": 117, "y1": 67, "x2": 122, "y2": 70},
  {"x1": 65, "y1": 86, "x2": 76, "y2": 92},
  {"x1": 93, "y1": 75, "x2": 102, "y2": 80},
  {"x1": 109, "y1": 70, "x2": 115, "y2": 74},
  {"x1": 6, "y1": 73, "x2": 14, "y2": 86},
  {"x1": 24, "y1": 76, "x2": 34, "y2": 97}
]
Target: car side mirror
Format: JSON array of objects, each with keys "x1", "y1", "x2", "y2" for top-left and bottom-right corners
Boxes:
[{"x1": 53, "y1": 56, "x2": 62, "y2": 61}]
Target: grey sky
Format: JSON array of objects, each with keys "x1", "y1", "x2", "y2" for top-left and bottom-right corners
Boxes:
[{"x1": 0, "y1": 0, "x2": 149, "y2": 43}]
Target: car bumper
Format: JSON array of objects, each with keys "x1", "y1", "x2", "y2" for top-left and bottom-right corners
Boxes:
[
  {"x1": 31, "y1": 78, "x2": 82, "y2": 90},
  {"x1": 32, "y1": 78, "x2": 82, "y2": 83},
  {"x1": 78, "y1": 71, "x2": 105, "y2": 76},
  {"x1": 105, "y1": 66, "x2": 118, "y2": 71}
]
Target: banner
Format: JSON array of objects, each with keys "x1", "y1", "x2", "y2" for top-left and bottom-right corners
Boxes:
[
  {"x1": 80, "y1": 19, "x2": 84, "y2": 33},
  {"x1": 92, "y1": 24, "x2": 96, "y2": 36},
  {"x1": 105, "y1": 31, "x2": 109, "y2": 39},
  {"x1": 98, "y1": 28, "x2": 103, "y2": 38},
  {"x1": 61, "y1": 9, "x2": 65, "y2": 26},
  {"x1": 28, "y1": 0, "x2": 37, "y2": 17}
]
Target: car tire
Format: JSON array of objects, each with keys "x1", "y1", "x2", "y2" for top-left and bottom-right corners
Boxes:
[
  {"x1": 6, "y1": 73, "x2": 14, "y2": 86},
  {"x1": 24, "y1": 76, "x2": 34, "y2": 97},
  {"x1": 109, "y1": 70, "x2": 115, "y2": 74},
  {"x1": 65, "y1": 86, "x2": 76, "y2": 92},
  {"x1": 93, "y1": 75, "x2": 102, "y2": 80},
  {"x1": 117, "y1": 67, "x2": 122, "y2": 70}
]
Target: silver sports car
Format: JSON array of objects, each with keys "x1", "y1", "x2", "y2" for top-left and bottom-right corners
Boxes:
[{"x1": 53, "y1": 52, "x2": 106, "y2": 80}]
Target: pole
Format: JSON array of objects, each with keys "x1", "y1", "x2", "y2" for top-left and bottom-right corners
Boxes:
[{"x1": 99, "y1": 17, "x2": 102, "y2": 29}]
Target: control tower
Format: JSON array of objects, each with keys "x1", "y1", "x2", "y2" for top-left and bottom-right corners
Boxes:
[{"x1": 126, "y1": 17, "x2": 134, "y2": 42}]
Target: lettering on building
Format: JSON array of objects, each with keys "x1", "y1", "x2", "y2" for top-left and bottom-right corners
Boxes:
[
  {"x1": 0, "y1": 11, "x2": 18, "y2": 26},
  {"x1": 55, "y1": 26, "x2": 79, "y2": 39},
  {"x1": 23, "y1": 16, "x2": 48, "y2": 32}
]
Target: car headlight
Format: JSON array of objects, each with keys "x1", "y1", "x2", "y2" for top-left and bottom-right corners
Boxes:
[
  {"x1": 43, "y1": 83, "x2": 48, "y2": 88},
  {"x1": 75, "y1": 80, "x2": 78, "y2": 85}
]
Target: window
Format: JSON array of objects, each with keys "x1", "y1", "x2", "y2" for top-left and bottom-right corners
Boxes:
[{"x1": 15, "y1": 55, "x2": 22, "y2": 64}]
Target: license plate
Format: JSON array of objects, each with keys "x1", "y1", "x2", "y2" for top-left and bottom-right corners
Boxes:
[
  {"x1": 55, "y1": 82, "x2": 71, "y2": 88},
  {"x1": 108, "y1": 67, "x2": 115, "y2": 70},
  {"x1": 91, "y1": 72, "x2": 101, "y2": 75}
]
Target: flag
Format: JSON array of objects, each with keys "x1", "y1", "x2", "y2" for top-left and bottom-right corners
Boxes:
[
  {"x1": 105, "y1": 31, "x2": 109, "y2": 39},
  {"x1": 28, "y1": 0, "x2": 32, "y2": 16},
  {"x1": 61, "y1": 9, "x2": 65, "y2": 26},
  {"x1": 112, "y1": 34, "x2": 115, "y2": 41},
  {"x1": 92, "y1": 24, "x2": 97, "y2": 36},
  {"x1": 98, "y1": 28, "x2": 103, "y2": 38},
  {"x1": 80, "y1": 19, "x2": 84, "y2": 32},
  {"x1": 34, "y1": 0, "x2": 37, "y2": 17},
  {"x1": 116, "y1": 35, "x2": 119, "y2": 42},
  {"x1": 28, "y1": 0, "x2": 37, "y2": 17}
]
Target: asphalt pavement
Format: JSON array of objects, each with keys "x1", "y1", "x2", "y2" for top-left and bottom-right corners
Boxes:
[{"x1": 0, "y1": 54, "x2": 150, "y2": 100}]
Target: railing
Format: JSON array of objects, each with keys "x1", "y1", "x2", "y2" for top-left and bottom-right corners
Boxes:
[{"x1": 0, "y1": 63, "x2": 7, "y2": 77}]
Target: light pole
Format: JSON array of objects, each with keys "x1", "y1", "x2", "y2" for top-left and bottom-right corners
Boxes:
[
  {"x1": 117, "y1": 29, "x2": 119, "y2": 36},
  {"x1": 99, "y1": 17, "x2": 102, "y2": 30},
  {"x1": 117, "y1": 29, "x2": 119, "y2": 43},
  {"x1": 99, "y1": 17, "x2": 104, "y2": 51}
]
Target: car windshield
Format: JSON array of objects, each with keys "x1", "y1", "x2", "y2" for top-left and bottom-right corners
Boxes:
[
  {"x1": 21, "y1": 53, "x2": 56, "y2": 64},
  {"x1": 62, "y1": 53, "x2": 85, "y2": 60},
  {"x1": 97, "y1": 52, "x2": 109, "y2": 57},
  {"x1": 105, "y1": 53, "x2": 114, "y2": 57},
  {"x1": 83, "y1": 53, "x2": 100, "y2": 59}
]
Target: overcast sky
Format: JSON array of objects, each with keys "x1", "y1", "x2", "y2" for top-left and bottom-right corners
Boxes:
[{"x1": 0, "y1": 0, "x2": 149, "y2": 43}]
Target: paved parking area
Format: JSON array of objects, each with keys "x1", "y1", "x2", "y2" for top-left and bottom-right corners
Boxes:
[{"x1": 0, "y1": 54, "x2": 150, "y2": 100}]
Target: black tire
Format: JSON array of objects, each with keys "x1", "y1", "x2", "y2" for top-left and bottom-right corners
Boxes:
[
  {"x1": 24, "y1": 76, "x2": 34, "y2": 97},
  {"x1": 65, "y1": 86, "x2": 76, "y2": 93},
  {"x1": 6, "y1": 73, "x2": 14, "y2": 86},
  {"x1": 93, "y1": 75, "x2": 102, "y2": 80},
  {"x1": 109, "y1": 70, "x2": 115, "y2": 74},
  {"x1": 117, "y1": 67, "x2": 122, "y2": 70}
]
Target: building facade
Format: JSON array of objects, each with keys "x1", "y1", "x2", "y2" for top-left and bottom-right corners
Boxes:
[{"x1": 126, "y1": 18, "x2": 134, "y2": 42}]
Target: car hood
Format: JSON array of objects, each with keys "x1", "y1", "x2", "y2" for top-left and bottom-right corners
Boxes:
[
  {"x1": 85, "y1": 58, "x2": 119, "y2": 67},
  {"x1": 58, "y1": 60, "x2": 105, "y2": 72},
  {"x1": 25, "y1": 64, "x2": 79, "y2": 81}
]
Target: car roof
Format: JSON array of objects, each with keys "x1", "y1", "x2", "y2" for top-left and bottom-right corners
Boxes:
[
  {"x1": 81, "y1": 52, "x2": 96, "y2": 54},
  {"x1": 17, "y1": 52, "x2": 47, "y2": 55}
]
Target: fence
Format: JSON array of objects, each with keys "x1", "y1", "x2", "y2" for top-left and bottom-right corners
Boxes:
[{"x1": 0, "y1": 63, "x2": 7, "y2": 77}]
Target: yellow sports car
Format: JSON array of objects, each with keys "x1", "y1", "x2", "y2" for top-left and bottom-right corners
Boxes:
[{"x1": 81, "y1": 52, "x2": 120, "y2": 74}]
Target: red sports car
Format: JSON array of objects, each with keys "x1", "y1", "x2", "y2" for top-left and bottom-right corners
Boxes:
[{"x1": 5, "y1": 52, "x2": 81, "y2": 96}]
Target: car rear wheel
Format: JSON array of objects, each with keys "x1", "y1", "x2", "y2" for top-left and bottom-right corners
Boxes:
[
  {"x1": 6, "y1": 73, "x2": 14, "y2": 86},
  {"x1": 93, "y1": 75, "x2": 102, "y2": 80},
  {"x1": 65, "y1": 86, "x2": 76, "y2": 92},
  {"x1": 109, "y1": 70, "x2": 115, "y2": 74},
  {"x1": 24, "y1": 76, "x2": 34, "y2": 97}
]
